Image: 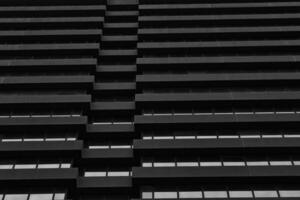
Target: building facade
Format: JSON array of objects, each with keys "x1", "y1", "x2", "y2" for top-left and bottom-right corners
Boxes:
[{"x1": 0, "y1": 0, "x2": 300, "y2": 199}]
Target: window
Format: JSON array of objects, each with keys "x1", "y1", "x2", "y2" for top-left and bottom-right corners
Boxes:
[
  {"x1": 142, "y1": 163, "x2": 152, "y2": 167},
  {"x1": 254, "y1": 191, "x2": 278, "y2": 198},
  {"x1": 5, "y1": 194, "x2": 28, "y2": 200},
  {"x1": 279, "y1": 190, "x2": 300, "y2": 197},
  {"x1": 223, "y1": 162, "x2": 245, "y2": 166},
  {"x1": 153, "y1": 162, "x2": 176, "y2": 167},
  {"x1": 143, "y1": 189, "x2": 300, "y2": 199},
  {"x1": 154, "y1": 192, "x2": 177, "y2": 199},
  {"x1": 229, "y1": 191, "x2": 253, "y2": 198},
  {"x1": 84, "y1": 171, "x2": 131, "y2": 177},
  {"x1": 14, "y1": 164, "x2": 36, "y2": 169},
  {"x1": 269, "y1": 161, "x2": 292, "y2": 166},
  {"x1": 38, "y1": 164, "x2": 60, "y2": 169},
  {"x1": 246, "y1": 161, "x2": 268, "y2": 166},
  {"x1": 177, "y1": 162, "x2": 198, "y2": 167},
  {"x1": 142, "y1": 192, "x2": 153, "y2": 199},
  {"x1": 175, "y1": 136, "x2": 195, "y2": 140},
  {"x1": 179, "y1": 191, "x2": 202, "y2": 198},
  {"x1": 204, "y1": 191, "x2": 227, "y2": 198},
  {"x1": 53, "y1": 193, "x2": 65, "y2": 200},
  {"x1": 60, "y1": 163, "x2": 71, "y2": 168},
  {"x1": 84, "y1": 171, "x2": 106, "y2": 177},
  {"x1": 200, "y1": 162, "x2": 222, "y2": 167},
  {"x1": 107, "y1": 171, "x2": 130, "y2": 177},
  {"x1": 29, "y1": 194, "x2": 53, "y2": 200},
  {"x1": 0, "y1": 165, "x2": 13, "y2": 169}
]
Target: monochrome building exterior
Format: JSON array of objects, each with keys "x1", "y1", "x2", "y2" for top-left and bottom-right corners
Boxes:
[{"x1": 0, "y1": 0, "x2": 300, "y2": 199}]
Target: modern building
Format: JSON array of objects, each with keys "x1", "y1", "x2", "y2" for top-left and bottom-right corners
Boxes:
[{"x1": 0, "y1": 0, "x2": 300, "y2": 199}]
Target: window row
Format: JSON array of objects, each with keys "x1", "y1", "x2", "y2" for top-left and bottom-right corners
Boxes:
[
  {"x1": 142, "y1": 110, "x2": 300, "y2": 116},
  {"x1": 142, "y1": 190, "x2": 300, "y2": 199},
  {"x1": 89, "y1": 145, "x2": 133, "y2": 149},
  {"x1": 142, "y1": 86, "x2": 300, "y2": 93},
  {"x1": 142, "y1": 69, "x2": 300, "y2": 75},
  {"x1": 1, "y1": 137, "x2": 76, "y2": 143},
  {"x1": 142, "y1": 134, "x2": 300, "y2": 140},
  {"x1": 142, "y1": 160, "x2": 300, "y2": 167},
  {"x1": 0, "y1": 193, "x2": 65, "y2": 200},
  {"x1": 92, "y1": 122, "x2": 134, "y2": 125},
  {"x1": 84, "y1": 171, "x2": 132, "y2": 177},
  {"x1": 0, "y1": 163, "x2": 71, "y2": 170},
  {"x1": 0, "y1": 114, "x2": 81, "y2": 118}
]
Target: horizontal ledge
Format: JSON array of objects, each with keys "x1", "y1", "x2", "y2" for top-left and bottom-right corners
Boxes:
[
  {"x1": 91, "y1": 102, "x2": 135, "y2": 110},
  {"x1": 0, "y1": 58, "x2": 96, "y2": 67},
  {"x1": 0, "y1": 116, "x2": 87, "y2": 126},
  {"x1": 133, "y1": 138, "x2": 300, "y2": 150},
  {"x1": 82, "y1": 149, "x2": 133, "y2": 159},
  {"x1": 139, "y1": 2, "x2": 300, "y2": 10},
  {"x1": 0, "y1": 141, "x2": 83, "y2": 152},
  {"x1": 0, "y1": 17, "x2": 104, "y2": 23},
  {"x1": 94, "y1": 82, "x2": 136, "y2": 90},
  {"x1": 0, "y1": 168, "x2": 78, "y2": 180},
  {"x1": 135, "y1": 91, "x2": 300, "y2": 103},
  {"x1": 137, "y1": 55, "x2": 300, "y2": 65},
  {"x1": 138, "y1": 40, "x2": 300, "y2": 49},
  {"x1": 97, "y1": 65, "x2": 136, "y2": 72},
  {"x1": 139, "y1": 13, "x2": 300, "y2": 21},
  {"x1": 135, "y1": 114, "x2": 300, "y2": 125},
  {"x1": 0, "y1": 94, "x2": 91, "y2": 104},
  {"x1": 0, "y1": 43, "x2": 99, "y2": 51},
  {"x1": 102, "y1": 35, "x2": 138, "y2": 42},
  {"x1": 132, "y1": 166, "x2": 300, "y2": 179},
  {"x1": 87, "y1": 124, "x2": 134, "y2": 133},
  {"x1": 100, "y1": 50, "x2": 137, "y2": 56},
  {"x1": 0, "y1": 5, "x2": 106, "y2": 12},
  {"x1": 77, "y1": 177, "x2": 132, "y2": 188},
  {"x1": 0, "y1": 75, "x2": 94, "y2": 84},
  {"x1": 138, "y1": 26, "x2": 300, "y2": 35},
  {"x1": 136, "y1": 72, "x2": 300, "y2": 83},
  {"x1": 0, "y1": 29, "x2": 102, "y2": 37}
]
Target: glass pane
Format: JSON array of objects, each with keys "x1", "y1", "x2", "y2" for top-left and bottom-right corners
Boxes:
[
  {"x1": 254, "y1": 191, "x2": 278, "y2": 198},
  {"x1": 89, "y1": 146, "x2": 109, "y2": 149},
  {"x1": 38, "y1": 164, "x2": 60, "y2": 169},
  {"x1": 14, "y1": 164, "x2": 36, "y2": 169},
  {"x1": 0, "y1": 165, "x2": 13, "y2": 169},
  {"x1": 200, "y1": 162, "x2": 222, "y2": 167},
  {"x1": 177, "y1": 162, "x2": 198, "y2": 167},
  {"x1": 204, "y1": 191, "x2": 227, "y2": 198},
  {"x1": 5, "y1": 194, "x2": 28, "y2": 200},
  {"x1": 179, "y1": 191, "x2": 202, "y2": 198},
  {"x1": 142, "y1": 163, "x2": 152, "y2": 167},
  {"x1": 294, "y1": 161, "x2": 300, "y2": 165},
  {"x1": 246, "y1": 161, "x2": 268, "y2": 166},
  {"x1": 154, "y1": 192, "x2": 177, "y2": 199},
  {"x1": 60, "y1": 163, "x2": 71, "y2": 168},
  {"x1": 107, "y1": 171, "x2": 130, "y2": 177},
  {"x1": 153, "y1": 162, "x2": 175, "y2": 167},
  {"x1": 23, "y1": 138, "x2": 43, "y2": 142},
  {"x1": 223, "y1": 162, "x2": 245, "y2": 166},
  {"x1": 29, "y1": 194, "x2": 53, "y2": 200},
  {"x1": 84, "y1": 172, "x2": 106, "y2": 177},
  {"x1": 54, "y1": 193, "x2": 65, "y2": 200},
  {"x1": 142, "y1": 192, "x2": 153, "y2": 199},
  {"x1": 229, "y1": 191, "x2": 253, "y2": 198},
  {"x1": 269, "y1": 161, "x2": 292, "y2": 166},
  {"x1": 279, "y1": 190, "x2": 300, "y2": 197},
  {"x1": 111, "y1": 145, "x2": 132, "y2": 149}
]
